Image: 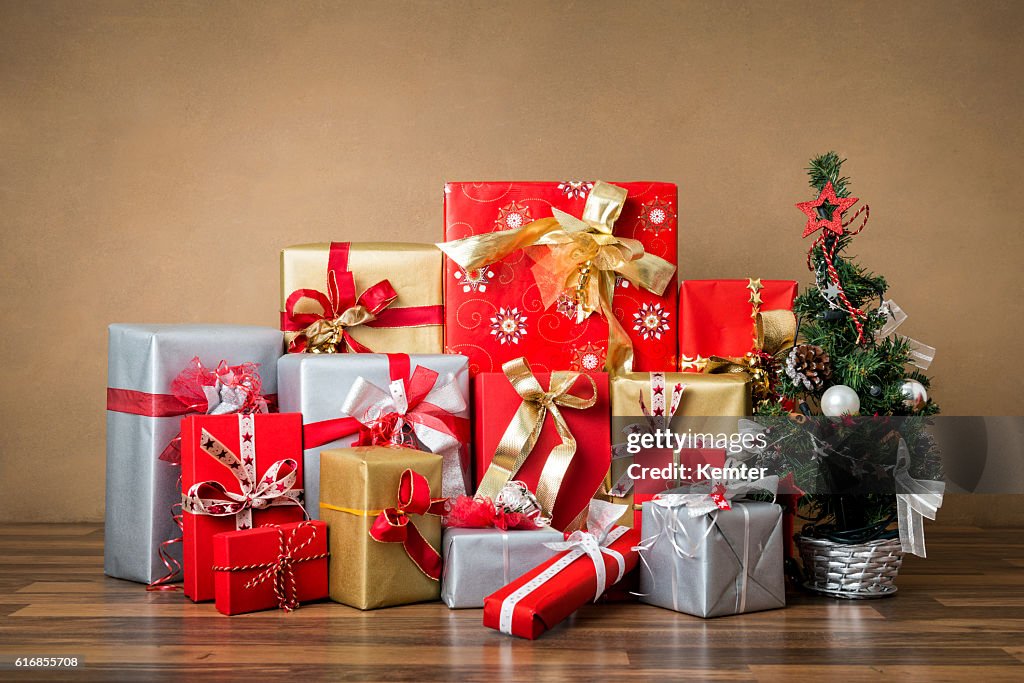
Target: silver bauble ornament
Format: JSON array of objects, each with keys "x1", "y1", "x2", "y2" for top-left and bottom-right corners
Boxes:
[
  {"x1": 901, "y1": 379, "x2": 929, "y2": 412},
  {"x1": 820, "y1": 384, "x2": 861, "y2": 417}
]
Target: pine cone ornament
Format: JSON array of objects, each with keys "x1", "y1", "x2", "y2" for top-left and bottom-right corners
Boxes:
[{"x1": 785, "y1": 344, "x2": 832, "y2": 391}]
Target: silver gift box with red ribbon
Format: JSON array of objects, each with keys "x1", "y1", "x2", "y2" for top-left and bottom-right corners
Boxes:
[
  {"x1": 277, "y1": 352, "x2": 471, "y2": 516},
  {"x1": 104, "y1": 324, "x2": 284, "y2": 585}
]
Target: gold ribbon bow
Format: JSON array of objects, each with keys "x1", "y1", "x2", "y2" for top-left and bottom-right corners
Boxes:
[
  {"x1": 303, "y1": 307, "x2": 380, "y2": 356},
  {"x1": 437, "y1": 181, "x2": 676, "y2": 373},
  {"x1": 476, "y1": 358, "x2": 597, "y2": 517},
  {"x1": 683, "y1": 309, "x2": 797, "y2": 406}
]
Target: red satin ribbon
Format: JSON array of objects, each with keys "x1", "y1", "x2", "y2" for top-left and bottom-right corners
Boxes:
[
  {"x1": 281, "y1": 242, "x2": 444, "y2": 352},
  {"x1": 106, "y1": 388, "x2": 278, "y2": 418},
  {"x1": 146, "y1": 476, "x2": 185, "y2": 592},
  {"x1": 106, "y1": 388, "x2": 199, "y2": 417},
  {"x1": 368, "y1": 469, "x2": 446, "y2": 580},
  {"x1": 106, "y1": 388, "x2": 277, "y2": 464},
  {"x1": 301, "y1": 354, "x2": 470, "y2": 449}
]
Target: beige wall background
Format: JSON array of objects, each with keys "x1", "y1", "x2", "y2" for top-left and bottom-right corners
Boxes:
[{"x1": 2, "y1": 0, "x2": 1021, "y2": 524}]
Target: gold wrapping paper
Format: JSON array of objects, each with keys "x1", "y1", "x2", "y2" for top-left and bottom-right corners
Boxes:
[
  {"x1": 319, "y1": 446, "x2": 442, "y2": 609},
  {"x1": 280, "y1": 242, "x2": 443, "y2": 354},
  {"x1": 605, "y1": 372, "x2": 753, "y2": 526}
]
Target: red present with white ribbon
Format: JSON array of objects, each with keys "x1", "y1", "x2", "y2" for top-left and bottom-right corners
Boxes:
[
  {"x1": 181, "y1": 413, "x2": 306, "y2": 602},
  {"x1": 482, "y1": 500, "x2": 641, "y2": 639}
]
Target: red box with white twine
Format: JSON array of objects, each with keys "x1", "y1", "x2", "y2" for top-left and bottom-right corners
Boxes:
[
  {"x1": 181, "y1": 413, "x2": 306, "y2": 602},
  {"x1": 212, "y1": 520, "x2": 328, "y2": 616}
]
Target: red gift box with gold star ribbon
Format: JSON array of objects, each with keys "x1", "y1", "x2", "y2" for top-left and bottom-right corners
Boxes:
[
  {"x1": 441, "y1": 181, "x2": 679, "y2": 376},
  {"x1": 678, "y1": 279, "x2": 798, "y2": 368},
  {"x1": 180, "y1": 413, "x2": 306, "y2": 602}
]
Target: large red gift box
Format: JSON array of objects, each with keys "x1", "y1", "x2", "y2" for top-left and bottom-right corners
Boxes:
[
  {"x1": 678, "y1": 279, "x2": 797, "y2": 365},
  {"x1": 212, "y1": 520, "x2": 328, "y2": 616},
  {"x1": 181, "y1": 413, "x2": 305, "y2": 602},
  {"x1": 474, "y1": 363, "x2": 610, "y2": 531},
  {"x1": 483, "y1": 523, "x2": 641, "y2": 639},
  {"x1": 442, "y1": 181, "x2": 678, "y2": 375}
]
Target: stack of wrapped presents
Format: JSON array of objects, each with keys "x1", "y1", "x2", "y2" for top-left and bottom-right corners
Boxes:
[{"x1": 104, "y1": 181, "x2": 795, "y2": 634}]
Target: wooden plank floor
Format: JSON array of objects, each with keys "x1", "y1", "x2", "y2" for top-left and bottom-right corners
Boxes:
[{"x1": 0, "y1": 524, "x2": 1022, "y2": 681}]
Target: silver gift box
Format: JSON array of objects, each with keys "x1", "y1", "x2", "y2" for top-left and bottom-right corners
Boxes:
[
  {"x1": 441, "y1": 527, "x2": 562, "y2": 609},
  {"x1": 639, "y1": 500, "x2": 785, "y2": 617},
  {"x1": 277, "y1": 353, "x2": 470, "y2": 515},
  {"x1": 105, "y1": 323, "x2": 284, "y2": 584}
]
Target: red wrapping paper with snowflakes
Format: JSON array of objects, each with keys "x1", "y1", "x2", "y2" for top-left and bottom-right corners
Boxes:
[
  {"x1": 442, "y1": 182, "x2": 678, "y2": 375},
  {"x1": 678, "y1": 279, "x2": 798, "y2": 367},
  {"x1": 181, "y1": 413, "x2": 305, "y2": 602}
]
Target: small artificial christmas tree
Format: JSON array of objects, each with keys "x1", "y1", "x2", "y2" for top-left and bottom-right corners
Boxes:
[{"x1": 756, "y1": 152, "x2": 942, "y2": 548}]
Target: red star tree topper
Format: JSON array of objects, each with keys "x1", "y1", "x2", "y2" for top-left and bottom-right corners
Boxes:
[{"x1": 796, "y1": 181, "x2": 859, "y2": 238}]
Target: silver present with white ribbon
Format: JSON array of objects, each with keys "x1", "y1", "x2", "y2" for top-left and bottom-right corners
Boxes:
[{"x1": 638, "y1": 482, "x2": 785, "y2": 618}]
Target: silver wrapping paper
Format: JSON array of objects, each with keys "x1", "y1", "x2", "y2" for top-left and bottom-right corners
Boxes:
[
  {"x1": 277, "y1": 353, "x2": 470, "y2": 515},
  {"x1": 105, "y1": 324, "x2": 284, "y2": 584},
  {"x1": 440, "y1": 527, "x2": 562, "y2": 609},
  {"x1": 639, "y1": 500, "x2": 785, "y2": 617}
]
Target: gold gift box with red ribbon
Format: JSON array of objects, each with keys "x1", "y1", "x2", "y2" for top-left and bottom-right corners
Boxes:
[
  {"x1": 280, "y1": 242, "x2": 444, "y2": 355},
  {"x1": 604, "y1": 372, "x2": 752, "y2": 529},
  {"x1": 319, "y1": 446, "x2": 444, "y2": 610}
]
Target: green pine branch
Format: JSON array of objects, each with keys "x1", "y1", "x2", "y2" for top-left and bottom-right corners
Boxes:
[{"x1": 807, "y1": 151, "x2": 851, "y2": 197}]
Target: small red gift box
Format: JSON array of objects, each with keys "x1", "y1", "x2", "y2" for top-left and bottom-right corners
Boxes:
[
  {"x1": 612, "y1": 447, "x2": 728, "y2": 529},
  {"x1": 483, "y1": 501, "x2": 641, "y2": 639},
  {"x1": 441, "y1": 181, "x2": 678, "y2": 375},
  {"x1": 678, "y1": 279, "x2": 797, "y2": 365},
  {"x1": 181, "y1": 413, "x2": 305, "y2": 602},
  {"x1": 212, "y1": 520, "x2": 328, "y2": 616},
  {"x1": 473, "y1": 360, "x2": 610, "y2": 531}
]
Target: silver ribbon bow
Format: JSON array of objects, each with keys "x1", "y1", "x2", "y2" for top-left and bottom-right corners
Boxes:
[
  {"x1": 876, "y1": 299, "x2": 936, "y2": 370},
  {"x1": 661, "y1": 473, "x2": 779, "y2": 518},
  {"x1": 204, "y1": 382, "x2": 253, "y2": 415},
  {"x1": 341, "y1": 372, "x2": 468, "y2": 498},
  {"x1": 894, "y1": 437, "x2": 944, "y2": 557}
]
